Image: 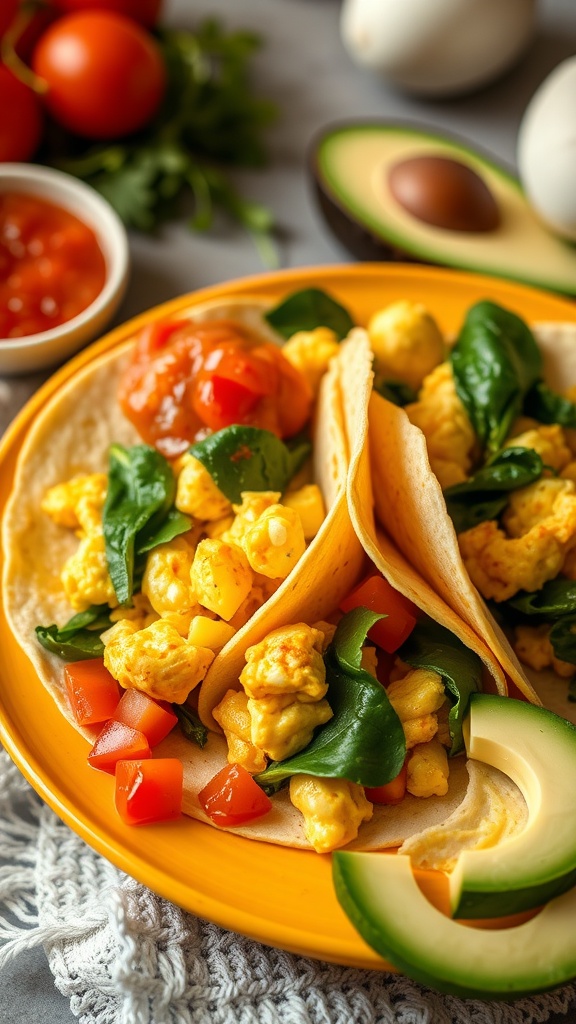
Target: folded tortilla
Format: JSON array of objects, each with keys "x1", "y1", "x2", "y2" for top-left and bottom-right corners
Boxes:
[{"x1": 1, "y1": 296, "x2": 526, "y2": 852}]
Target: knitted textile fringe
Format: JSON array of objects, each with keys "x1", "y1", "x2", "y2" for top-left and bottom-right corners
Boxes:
[{"x1": 1, "y1": 748, "x2": 575, "y2": 1024}]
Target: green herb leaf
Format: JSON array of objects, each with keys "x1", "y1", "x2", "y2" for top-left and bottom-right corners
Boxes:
[
  {"x1": 549, "y1": 616, "x2": 576, "y2": 669},
  {"x1": 505, "y1": 579, "x2": 576, "y2": 621},
  {"x1": 256, "y1": 608, "x2": 406, "y2": 788},
  {"x1": 137, "y1": 507, "x2": 193, "y2": 555},
  {"x1": 173, "y1": 703, "x2": 209, "y2": 748},
  {"x1": 450, "y1": 301, "x2": 542, "y2": 458},
  {"x1": 50, "y1": 21, "x2": 277, "y2": 256},
  {"x1": 399, "y1": 619, "x2": 482, "y2": 755},
  {"x1": 189, "y1": 426, "x2": 311, "y2": 504},
  {"x1": 36, "y1": 605, "x2": 111, "y2": 661},
  {"x1": 524, "y1": 380, "x2": 576, "y2": 429},
  {"x1": 373, "y1": 377, "x2": 418, "y2": 407},
  {"x1": 443, "y1": 447, "x2": 543, "y2": 534},
  {"x1": 103, "y1": 444, "x2": 191, "y2": 604},
  {"x1": 265, "y1": 288, "x2": 355, "y2": 341}
]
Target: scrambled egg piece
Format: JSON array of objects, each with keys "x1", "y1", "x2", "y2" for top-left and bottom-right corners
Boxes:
[
  {"x1": 187, "y1": 615, "x2": 235, "y2": 651},
  {"x1": 405, "y1": 363, "x2": 477, "y2": 488},
  {"x1": 142, "y1": 536, "x2": 201, "y2": 635},
  {"x1": 103, "y1": 618, "x2": 214, "y2": 704},
  {"x1": 282, "y1": 327, "x2": 340, "y2": 396},
  {"x1": 212, "y1": 689, "x2": 267, "y2": 774},
  {"x1": 514, "y1": 623, "x2": 576, "y2": 678},
  {"x1": 241, "y1": 505, "x2": 306, "y2": 579},
  {"x1": 190, "y1": 538, "x2": 253, "y2": 620},
  {"x1": 406, "y1": 738, "x2": 449, "y2": 798},
  {"x1": 109, "y1": 592, "x2": 158, "y2": 630},
  {"x1": 502, "y1": 478, "x2": 574, "y2": 537},
  {"x1": 459, "y1": 481, "x2": 576, "y2": 601},
  {"x1": 368, "y1": 300, "x2": 445, "y2": 392},
  {"x1": 61, "y1": 531, "x2": 117, "y2": 611},
  {"x1": 289, "y1": 775, "x2": 373, "y2": 853},
  {"x1": 386, "y1": 668, "x2": 446, "y2": 749},
  {"x1": 282, "y1": 484, "x2": 325, "y2": 541},
  {"x1": 239, "y1": 623, "x2": 332, "y2": 761},
  {"x1": 41, "y1": 473, "x2": 107, "y2": 534},
  {"x1": 240, "y1": 623, "x2": 327, "y2": 700},
  {"x1": 249, "y1": 694, "x2": 333, "y2": 761},
  {"x1": 312, "y1": 620, "x2": 337, "y2": 651},
  {"x1": 225, "y1": 491, "x2": 281, "y2": 545},
  {"x1": 175, "y1": 454, "x2": 232, "y2": 522},
  {"x1": 504, "y1": 424, "x2": 572, "y2": 473}
]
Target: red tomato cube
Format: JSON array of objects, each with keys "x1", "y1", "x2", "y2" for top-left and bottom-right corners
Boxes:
[
  {"x1": 88, "y1": 720, "x2": 151, "y2": 774},
  {"x1": 64, "y1": 658, "x2": 121, "y2": 726},
  {"x1": 113, "y1": 688, "x2": 178, "y2": 748},
  {"x1": 115, "y1": 759, "x2": 183, "y2": 826},
  {"x1": 365, "y1": 763, "x2": 408, "y2": 805},
  {"x1": 340, "y1": 574, "x2": 418, "y2": 654},
  {"x1": 198, "y1": 763, "x2": 272, "y2": 827}
]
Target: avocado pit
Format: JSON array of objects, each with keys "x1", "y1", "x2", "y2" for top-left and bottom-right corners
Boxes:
[{"x1": 388, "y1": 155, "x2": 501, "y2": 233}]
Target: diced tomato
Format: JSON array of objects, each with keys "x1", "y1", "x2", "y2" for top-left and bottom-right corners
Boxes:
[
  {"x1": 88, "y1": 719, "x2": 151, "y2": 774},
  {"x1": 113, "y1": 688, "x2": 178, "y2": 747},
  {"x1": 365, "y1": 763, "x2": 407, "y2": 805},
  {"x1": 64, "y1": 658, "x2": 121, "y2": 726},
  {"x1": 340, "y1": 574, "x2": 418, "y2": 654},
  {"x1": 115, "y1": 758, "x2": 183, "y2": 825},
  {"x1": 198, "y1": 763, "x2": 272, "y2": 827},
  {"x1": 194, "y1": 374, "x2": 262, "y2": 430}
]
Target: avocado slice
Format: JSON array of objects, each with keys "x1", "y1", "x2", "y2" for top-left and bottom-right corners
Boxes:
[
  {"x1": 333, "y1": 852, "x2": 576, "y2": 999},
  {"x1": 311, "y1": 123, "x2": 576, "y2": 297},
  {"x1": 450, "y1": 693, "x2": 576, "y2": 918}
]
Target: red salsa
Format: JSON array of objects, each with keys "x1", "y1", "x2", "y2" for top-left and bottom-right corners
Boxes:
[
  {"x1": 118, "y1": 318, "x2": 313, "y2": 458},
  {"x1": 0, "y1": 191, "x2": 107, "y2": 339}
]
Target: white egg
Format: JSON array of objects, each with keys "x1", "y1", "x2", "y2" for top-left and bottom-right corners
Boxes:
[
  {"x1": 340, "y1": 0, "x2": 536, "y2": 97},
  {"x1": 517, "y1": 58, "x2": 576, "y2": 242}
]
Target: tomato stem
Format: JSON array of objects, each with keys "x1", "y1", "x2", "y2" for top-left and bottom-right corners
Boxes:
[{"x1": 1, "y1": 2, "x2": 49, "y2": 94}]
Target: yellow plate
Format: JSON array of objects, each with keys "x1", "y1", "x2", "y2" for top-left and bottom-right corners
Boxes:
[{"x1": 1, "y1": 264, "x2": 575, "y2": 972}]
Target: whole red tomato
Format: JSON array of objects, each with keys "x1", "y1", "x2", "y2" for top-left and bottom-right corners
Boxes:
[
  {"x1": 32, "y1": 10, "x2": 166, "y2": 140},
  {"x1": 53, "y1": 0, "x2": 163, "y2": 29},
  {"x1": 0, "y1": 64, "x2": 43, "y2": 161}
]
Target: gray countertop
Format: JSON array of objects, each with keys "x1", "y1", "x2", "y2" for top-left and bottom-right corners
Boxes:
[{"x1": 1, "y1": 0, "x2": 576, "y2": 1019}]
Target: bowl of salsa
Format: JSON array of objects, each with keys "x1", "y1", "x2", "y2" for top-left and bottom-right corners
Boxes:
[{"x1": 0, "y1": 163, "x2": 129, "y2": 374}]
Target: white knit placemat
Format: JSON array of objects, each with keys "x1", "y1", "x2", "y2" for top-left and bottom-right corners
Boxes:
[{"x1": 0, "y1": 747, "x2": 575, "y2": 1024}]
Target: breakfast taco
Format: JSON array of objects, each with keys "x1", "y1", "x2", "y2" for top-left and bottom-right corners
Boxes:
[
  {"x1": 1, "y1": 286, "x2": 527, "y2": 857},
  {"x1": 358, "y1": 295, "x2": 576, "y2": 715}
]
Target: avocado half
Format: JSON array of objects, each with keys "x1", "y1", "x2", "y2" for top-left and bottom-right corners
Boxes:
[{"x1": 311, "y1": 122, "x2": 576, "y2": 297}]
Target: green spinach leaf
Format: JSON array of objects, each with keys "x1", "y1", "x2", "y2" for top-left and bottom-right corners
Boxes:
[
  {"x1": 450, "y1": 301, "x2": 542, "y2": 458},
  {"x1": 549, "y1": 616, "x2": 576, "y2": 669},
  {"x1": 264, "y1": 288, "x2": 355, "y2": 341},
  {"x1": 255, "y1": 608, "x2": 406, "y2": 788},
  {"x1": 189, "y1": 426, "x2": 310, "y2": 504},
  {"x1": 443, "y1": 447, "x2": 543, "y2": 534},
  {"x1": 399, "y1": 619, "x2": 482, "y2": 755},
  {"x1": 174, "y1": 703, "x2": 209, "y2": 748},
  {"x1": 36, "y1": 605, "x2": 111, "y2": 661},
  {"x1": 373, "y1": 377, "x2": 418, "y2": 407},
  {"x1": 103, "y1": 444, "x2": 191, "y2": 604},
  {"x1": 524, "y1": 380, "x2": 576, "y2": 429},
  {"x1": 505, "y1": 579, "x2": 576, "y2": 620}
]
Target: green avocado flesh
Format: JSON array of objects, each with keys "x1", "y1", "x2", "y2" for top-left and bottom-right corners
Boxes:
[
  {"x1": 451, "y1": 694, "x2": 576, "y2": 918},
  {"x1": 312, "y1": 123, "x2": 576, "y2": 297},
  {"x1": 333, "y1": 852, "x2": 576, "y2": 999}
]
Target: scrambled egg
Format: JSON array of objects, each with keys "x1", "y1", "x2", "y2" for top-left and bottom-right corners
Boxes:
[
  {"x1": 241, "y1": 505, "x2": 306, "y2": 580},
  {"x1": 41, "y1": 473, "x2": 107, "y2": 534},
  {"x1": 60, "y1": 531, "x2": 118, "y2": 611},
  {"x1": 282, "y1": 485, "x2": 325, "y2": 541},
  {"x1": 282, "y1": 327, "x2": 340, "y2": 396},
  {"x1": 406, "y1": 363, "x2": 477, "y2": 488},
  {"x1": 513, "y1": 623, "x2": 576, "y2": 678},
  {"x1": 142, "y1": 536, "x2": 201, "y2": 635},
  {"x1": 386, "y1": 667, "x2": 450, "y2": 797},
  {"x1": 504, "y1": 424, "x2": 572, "y2": 473},
  {"x1": 175, "y1": 454, "x2": 232, "y2": 522},
  {"x1": 368, "y1": 300, "x2": 445, "y2": 392},
  {"x1": 212, "y1": 689, "x2": 267, "y2": 774},
  {"x1": 103, "y1": 618, "x2": 214, "y2": 704},
  {"x1": 289, "y1": 775, "x2": 373, "y2": 854},
  {"x1": 190, "y1": 538, "x2": 254, "y2": 620}
]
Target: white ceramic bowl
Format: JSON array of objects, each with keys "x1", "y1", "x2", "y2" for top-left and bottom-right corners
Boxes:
[{"x1": 0, "y1": 163, "x2": 129, "y2": 375}]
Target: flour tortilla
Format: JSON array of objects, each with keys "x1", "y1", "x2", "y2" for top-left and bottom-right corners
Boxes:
[
  {"x1": 1, "y1": 296, "x2": 525, "y2": 852},
  {"x1": 355, "y1": 321, "x2": 576, "y2": 712}
]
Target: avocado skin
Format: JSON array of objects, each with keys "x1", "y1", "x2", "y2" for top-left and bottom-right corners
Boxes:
[{"x1": 313, "y1": 175, "x2": 419, "y2": 263}]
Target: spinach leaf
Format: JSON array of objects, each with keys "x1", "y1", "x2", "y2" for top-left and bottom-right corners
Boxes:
[
  {"x1": 189, "y1": 426, "x2": 310, "y2": 504},
  {"x1": 443, "y1": 447, "x2": 543, "y2": 534},
  {"x1": 137, "y1": 507, "x2": 194, "y2": 555},
  {"x1": 524, "y1": 380, "x2": 576, "y2": 429},
  {"x1": 255, "y1": 608, "x2": 406, "y2": 788},
  {"x1": 373, "y1": 377, "x2": 417, "y2": 407},
  {"x1": 549, "y1": 616, "x2": 576, "y2": 669},
  {"x1": 103, "y1": 444, "x2": 191, "y2": 604},
  {"x1": 399, "y1": 619, "x2": 482, "y2": 755},
  {"x1": 450, "y1": 301, "x2": 542, "y2": 458},
  {"x1": 36, "y1": 605, "x2": 111, "y2": 661},
  {"x1": 264, "y1": 288, "x2": 355, "y2": 340},
  {"x1": 174, "y1": 703, "x2": 208, "y2": 748},
  {"x1": 505, "y1": 579, "x2": 576, "y2": 620}
]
